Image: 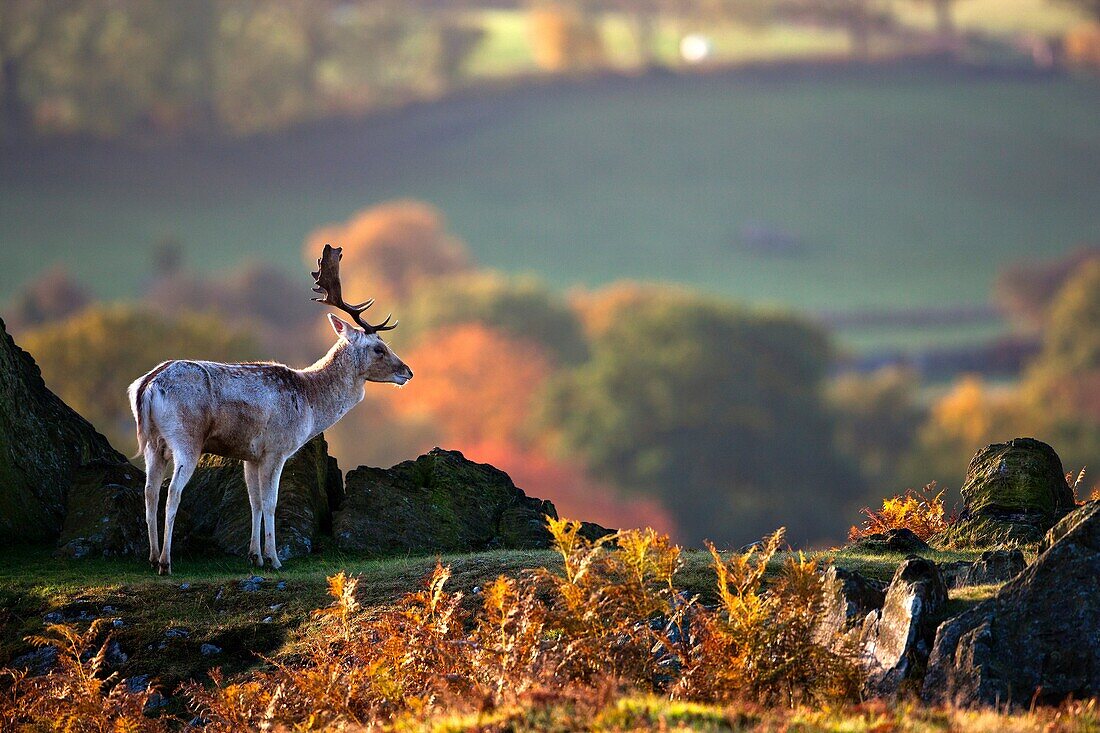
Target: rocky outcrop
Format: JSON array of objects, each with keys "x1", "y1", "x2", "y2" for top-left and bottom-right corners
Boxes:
[
  {"x1": 848, "y1": 528, "x2": 931, "y2": 554},
  {"x1": 924, "y1": 501, "x2": 1100, "y2": 708},
  {"x1": 332, "y1": 448, "x2": 610, "y2": 554},
  {"x1": 934, "y1": 438, "x2": 1074, "y2": 548},
  {"x1": 815, "y1": 566, "x2": 886, "y2": 645},
  {"x1": 940, "y1": 549, "x2": 1026, "y2": 589},
  {"x1": 858, "y1": 557, "x2": 948, "y2": 697},
  {"x1": 0, "y1": 317, "x2": 131, "y2": 543},
  {"x1": 59, "y1": 434, "x2": 340, "y2": 561}
]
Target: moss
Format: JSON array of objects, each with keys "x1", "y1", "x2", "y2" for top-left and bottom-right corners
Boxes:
[{"x1": 0, "y1": 318, "x2": 129, "y2": 542}]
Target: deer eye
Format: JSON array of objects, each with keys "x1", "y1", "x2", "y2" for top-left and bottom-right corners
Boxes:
[{"x1": 373, "y1": 345, "x2": 385, "y2": 356}]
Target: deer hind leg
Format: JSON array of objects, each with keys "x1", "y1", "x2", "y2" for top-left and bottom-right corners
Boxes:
[
  {"x1": 243, "y1": 460, "x2": 263, "y2": 568},
  {"x1": 158, "y1": 446, "x2": 199, "y2": 576},
  {"x1": 260, "y1": 458, "x2": 287, "y2": 570},
  {"x1": 143, "y1": 443, "x2": 169, "y2": 570}
]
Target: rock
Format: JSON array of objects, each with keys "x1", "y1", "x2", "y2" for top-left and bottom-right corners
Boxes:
[
  {"x1": 859, "y1": 557, "x2": 948, "y2": 697},
  {"x1": 941, "y1": 550, "x2": 1027, "y2": 589},
  {"x1": 104, "y1": 640, "x2": 128, "y2": 667},
  {"x1": 56, "y1": 461, "x2": 147, "y2": 558},
  {"x1": 935, "y1": 438, "x2": 1074, "y2": 548},
  {"x1": 59, "y1": 433, "x2": 340, "y2": 560},
  {"x1": 165, "y1": 627, "x2": 190, "y2": 639},
  {"x1": 1039, "y1": 500, "x2": 1100, "y2": 554},
  {"x1": 333, "y1": 448, "x2": 611, "y2": 554},
  {"x1": 11, "y1": 646, "x2": 59, "y2": 676},
  {"x1": 815, "y1": 566, "x2": 886, "y2": 645},
  {"x1": 0, "y1": 317, "x2": 132, "y2": 543},
  {"x1": 200, "y1": 643, "x2": 222, "y2": 656},
  {"x1": 923, "y1": 502, "x2": 1100, "y2": 708},
  {"x1": 849, "y1": 528, "x2": 931, "y2": 554},
  {"x1": 239, "y1": 576, "x2": 265, "y2": 592}
]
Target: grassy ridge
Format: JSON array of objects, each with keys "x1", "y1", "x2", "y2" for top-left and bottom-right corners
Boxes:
[{"x1": 0, "y1": 544, "x2": 989, "y2": 693}]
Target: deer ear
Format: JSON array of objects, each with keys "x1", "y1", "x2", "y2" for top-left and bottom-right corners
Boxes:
[{"x1": 328, "y1": 313, "x2": 354, "y2": 341}]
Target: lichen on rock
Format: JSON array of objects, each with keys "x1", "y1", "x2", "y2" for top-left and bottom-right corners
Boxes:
[
  {"x1": 332, "y1": 447, "x2": 609, "y2": 554},
  {"x1": 934, "y1": 438, "x2": 1074, "y2": 548}
]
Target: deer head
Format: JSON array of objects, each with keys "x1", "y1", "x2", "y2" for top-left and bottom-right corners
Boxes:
[{"x1": 312, "y1": 244, "x2": 413, "y2": 385}]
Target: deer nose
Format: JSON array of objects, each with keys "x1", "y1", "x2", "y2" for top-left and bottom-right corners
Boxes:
[{"x1": 404, "y1": 366, "x2": 414, "y2": 379}]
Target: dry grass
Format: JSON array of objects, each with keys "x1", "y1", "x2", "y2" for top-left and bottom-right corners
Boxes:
[{"x1": 0, "y1": 522, "x2": 1090, "y2": 731}]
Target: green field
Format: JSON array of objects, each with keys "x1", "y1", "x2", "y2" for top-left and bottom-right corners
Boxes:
[{"x1": 2, "y1": 66, "x2": 1098, "y2": 352}]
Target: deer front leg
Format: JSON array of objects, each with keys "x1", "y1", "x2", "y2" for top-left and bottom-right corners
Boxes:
[
  {"x1": 158, "y1": 449, "x2": 198, "y2": 576},
  {"x1": 144, "y1": 447, "x2": 169, "y2": 570},
  {"x1": 260, "y1": 458, "x2": 287, "y2": 570},
  {"x1": 243, "y1": 461, "x2": 263, "y2": 568}
]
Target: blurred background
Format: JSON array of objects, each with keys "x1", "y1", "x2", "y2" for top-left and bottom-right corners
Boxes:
[{"x1": 1, "y1": 0, "x2": 1098, "y2": 548}]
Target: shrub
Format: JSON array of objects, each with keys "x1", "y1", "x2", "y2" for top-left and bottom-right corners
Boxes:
[
  {"x1": 0, "y1": 620, "x2": 168, "y2": 732},
  {"x1": 676, "y1": 530, "x2": 861, "y2": 705},
  {"x1": 849, "y1": 482, "x2": 950, "y2": 541}
]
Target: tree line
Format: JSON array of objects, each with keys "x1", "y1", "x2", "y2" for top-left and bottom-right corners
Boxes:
[{"x1": 7, "y1": 199, "x2": 1097, "y2": 547}]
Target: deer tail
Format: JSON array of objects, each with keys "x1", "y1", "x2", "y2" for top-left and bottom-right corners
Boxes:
[{"x1": 128, "y1": 362, "x2": 170, "y2": 461}]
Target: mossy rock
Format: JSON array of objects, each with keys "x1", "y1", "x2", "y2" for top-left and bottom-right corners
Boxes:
[
  {"x1": 333, "y1": 448, "x2": 608, "y2": 555},
  {"x1": 935, "y1": 438, "x2": 1074, "y2": 548},
  {"x1": 0, "y1": 318, "x2": 130, "y2": 543},
  {"x1": 59, "y1": 434, "x2": 340, "y2": 561}
]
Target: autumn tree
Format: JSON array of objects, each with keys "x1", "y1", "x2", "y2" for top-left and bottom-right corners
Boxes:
[
  {"x1": 543, "y1": 283, "x2": 859, "y2": 546},
  {"x1": 20, "y1": 304, "x2": 258, "y2": 450},
  {"x1": 2, "y1": 267, "x2": 91, "y2": 332},
  {"x1": 528, "y1": 1, "x2": 605, "y2": 72},
  {"x1": 387, "y1": 324, "x2": 555, "y2": 447},
  {"x1": 304, "y1": 200, "x2": 473, "y2": 304},
  {"x1": 829, "y1": 367, "x2": 924, "y2": 492},
  {"x1": 399, "y1": 271, "x2": 588, "y2": 364},
  {"x1": 904, "y1": 375, "x2": 1028, "y2": 492},
  {"x1": 1017, "y1": 260, "x2": 1100, "y2": 473},
  {"x1": 778, "y1": 0, "x2": 895, "y2": 58},
  {"x1": 143, "y1": 260, "x2": 318, "y2": 363},
  {"x1": 992, "y1": 247, "x2": 1100, "y2": 330},
  {"x1": 1060, "y1": 0, "x2": 1100, "y2": 21}
]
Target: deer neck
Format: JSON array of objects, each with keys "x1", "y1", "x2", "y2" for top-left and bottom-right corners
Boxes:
[{"x1": 300, "y1": 340, "x2": 365, "y2": 433}]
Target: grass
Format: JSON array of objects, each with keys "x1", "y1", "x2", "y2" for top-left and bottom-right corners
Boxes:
[
  {"x1": 4, "y1": 66, "x2": 1098, "y2": 355},
  {"x1": 0, "y1": 541, "x2": 993, "y2": 692}
]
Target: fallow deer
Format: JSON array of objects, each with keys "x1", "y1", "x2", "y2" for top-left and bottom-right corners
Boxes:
[{"x1": 127, "y1": 245, "x2": 412, "y2": 574}]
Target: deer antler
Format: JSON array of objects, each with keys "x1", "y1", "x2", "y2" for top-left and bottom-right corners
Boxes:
[{"x1": 311, "y1": 244, "x2": 397, "y2": 333}]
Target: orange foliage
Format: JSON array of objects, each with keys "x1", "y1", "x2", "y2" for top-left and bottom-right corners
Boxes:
[
  {"x1": 569, "y1": 281, "x2": 694, "y2": 340},
  {"x1": 385, "y1": 324, "x2": 554, "y2": 446},
  {"x1": 1065, "y1": 22, "x2": 1100, "y2": 68},
  {"x1": 848, "y1": 482, "x2": 950, "y2": 542},
  {"x1": 528, "y1": 3, "x2": 604, "y2": 72},
  {"x1": 304, "y1": 200, "x2": 473, "y2": 303},
  {"x1": 462, "y1": 440, "x2": 678, "y2": 537}
]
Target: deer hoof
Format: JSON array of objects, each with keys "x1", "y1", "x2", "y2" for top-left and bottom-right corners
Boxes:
[
  {"x1": 249, "y1": 553, "x2": 263, "y2": 568},
  {"x1": 267, "y1": 558, "x2": 283, "y2": 571},
  {"x1": 158, "y1": 562, "x2": 171, "y2": 576},
  {"x1": 149, "y1": 558, "x2": 160, "y2": 572}
]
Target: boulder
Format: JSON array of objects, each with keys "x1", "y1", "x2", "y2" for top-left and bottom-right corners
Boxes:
[
  {"x1": 940, "y1": 549, "x2": 1027, "y2": 589},
  {"x1": 1039, "y1": 500, "x2": 1100, "y2": 554},
  {"x1": 0, "y1": 317, "x2": 131, "y2": 542},
  {"x1": 858, "y1": 557, "x2": 948, "y2": 697},
  {"x1": 333, "y1": 448, "x2": 610, "y2": 554},
  {"x1": 849, "y1": 528, "x2": 931, "y2": 554},
  {"x1": 924, "y1": 501, "x2": 1100, "y2": 708},
  {"x1": 935, "y1": 438, "x2": 1074, "y2": 548},
  {"x1": 59, "y1": 434, "x2": 340, "y2": 561},
  {"x1": 815, "y1": 566, "x2": 886, "y2": 645},
  {"x1": 57, "y1": 461, "x2": 147, "y2": 558}
]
